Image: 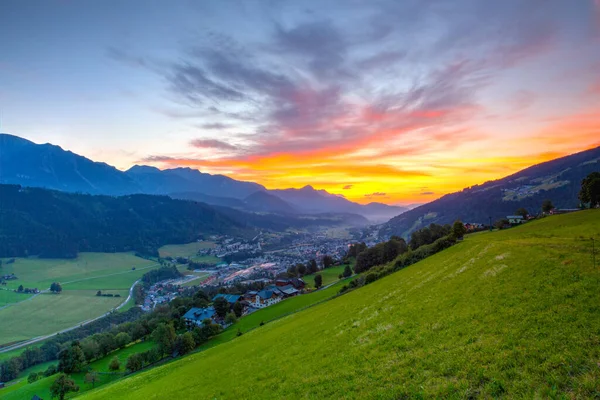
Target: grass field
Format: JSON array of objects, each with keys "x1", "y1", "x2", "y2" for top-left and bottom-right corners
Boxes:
[
  {"x1": 0, "y1": 289, "x2": 31, "y2": 306},
  {"x1": 158, "y1": 241, "x2": 216, "y2": 258},
  {"x1": 1, "y1": 341, "x2": 156, "y2": 400},
  {"x1": 0, "y1": 253, "x2": 157, "y2": 291},
  {"x1": 303, "y1": 265, "x2": 346, "y2": 289},
  {"x1": 82, "y1": 211, "x2": 600, "y2": 399},
  {"x1": 0, "y1": 252, "x2": 158, "y2": 346},
  {"x1": 0, "y1": 290, "x2": 127, "y2": 345}
]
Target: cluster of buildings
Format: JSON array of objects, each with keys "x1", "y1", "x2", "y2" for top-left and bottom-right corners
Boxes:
[
  {"x1": 141, "y1": 282, "x2": 183, "y2": 311},
  {"x1": 182, "y1": 278, "x2": 306, "y2": 327}
]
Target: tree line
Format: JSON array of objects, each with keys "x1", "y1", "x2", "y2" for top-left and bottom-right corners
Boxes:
[{"x1": 0, "y1": 184, "x2": 249, "y2": 258}]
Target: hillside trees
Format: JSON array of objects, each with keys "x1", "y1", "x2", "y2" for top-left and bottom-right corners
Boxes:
[
  {"x1": 516, "y1": 208, "x2": 529, "y2": 218},
  {"x1": 57, "y1": 342, "x2": 86, "y2": 373},
  {"x1": 308, "y1": 259, "x2": 318, "y2": 274},
  {"x1": 213, "y1": 297, "x2": 230, "y2": 318},
  {"x1": 355, "y1": 237, "x2": 409, "y2": 274},
  {"x1": 314, "y1": 274, "x2": 323, "y2": 289},
  {"x1": 542, "y1": 199, "x2": 555, "y2": 213},
  {"x1": 452, "y1": 221, "x2": 467, "y2": 239},
  {"x1": 409, "y1": 224, "x2": 451, "y2": 250},
  {"x1": 579, "y1": 172, "x2": 600, "y2": 208},
  {"x1": 153, "y1": 323, "x2": 177, "y2": 356},
  {"x1": 322, "y1": 255, "x2": 334, "y2": 269},
  {"x1": 343, "y1": 264, "x2": 353, "y2": 278},
  {"x1": 50, "y1": 282, "x2": 63, "y2": 293},
  {"x1": 108, "y1": 357, "x2": 121, "y2": 372},
  {"x1": 233, "y1": 301, "x2": 243, "y2": 318},
  {"x1": 50, "y1": 373, "x2": 79, "y2": 400}
]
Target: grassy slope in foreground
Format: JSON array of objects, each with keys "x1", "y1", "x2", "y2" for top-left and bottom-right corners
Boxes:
[{"x1": 84, "y1": 211, "x2": 600, "y2": 399}]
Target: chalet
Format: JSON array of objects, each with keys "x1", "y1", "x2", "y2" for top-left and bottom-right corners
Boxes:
[
  {"x1": 212, "y1": 293, "x2": 242, "y2": 305},
  {"x1": 248, "y1": 289, "x2": 282, "y2": 308},
  {"x1": 183, "y1": 306, "x2": 216, "y2": 327},
  {"x1": 506, "y1": 215, "x2": 525, "y2": 224},
  {"x1": 264, "y1": 284, "x2": 298, "y2": 298},
  {"x1": 464, "y1": 222, "x2": 484, "y2": 231},
  {"x1": 275, "y1": 277, "x2": 305, "y2": 290}
]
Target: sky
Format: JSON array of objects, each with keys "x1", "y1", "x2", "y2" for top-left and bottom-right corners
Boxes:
[{"x1": 1, "y1": 0, "x2": 599, "y2": 205}]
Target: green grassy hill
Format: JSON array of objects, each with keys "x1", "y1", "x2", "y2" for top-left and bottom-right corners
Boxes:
[{"x1": 78, "y1": 212, "x2": 600, "y2": 398}]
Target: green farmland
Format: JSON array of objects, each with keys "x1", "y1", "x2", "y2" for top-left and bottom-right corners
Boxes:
[
  {"x1": 303, "y1": 264, "x2": 348, "y2": 289},
  {"x1": 0, "y1": 290, "x2": 127, "y2": 345},
  {"x1": 158, "y1": 241, "x2": 216, "y2": 259},
  {"x1": 1, "y1": 341, "x2": 156, "y2": 400},
  {"x1": 0, "y1": 252, "x2": 158, "y2": 347},
  {"x1": 82, "y1": 211, "x2": 600, "y2": 399}
]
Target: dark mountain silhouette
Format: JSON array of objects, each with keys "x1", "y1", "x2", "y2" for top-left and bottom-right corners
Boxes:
[
  {"x1": 381, "y1": 146, "x2": 600, "y2": 238},
  {"x1": 0, "y1": 133, "x2": 138, "y2": 195},
  {"x1": 0, "y1": 134, "x2": 405, "y2": 221}
]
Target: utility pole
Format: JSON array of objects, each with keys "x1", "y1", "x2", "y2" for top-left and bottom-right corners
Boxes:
[{"x1": 489, "y1": 216, "x2": 492, "y2": 231}]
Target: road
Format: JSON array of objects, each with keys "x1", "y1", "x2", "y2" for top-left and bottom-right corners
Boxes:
[{"x1": 0, "y1": 279, "x2": 142, "y2": 354}]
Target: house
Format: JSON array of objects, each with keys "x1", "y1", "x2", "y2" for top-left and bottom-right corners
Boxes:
[
  {"x1": 264, "y1": 284, "x2": 298, "y2": 298},
  {"x1": 183, "y1": 306, "x2": 216, "y2": 327},
  {"x1": 506, "y1": 215, "x2": 525, "y2": 224},
  {"x1": 212, "y1": 293, "x2": 242, "y2": 305},
  {"x1": 275, "y1": 277, "x2": 305, "y2": 290},
  {"x1": 248, "y1": 289, "x2": 282, "y2": 308},
  {"x1": 0, "y1": 382, "x2": 5, "y2": 389}
]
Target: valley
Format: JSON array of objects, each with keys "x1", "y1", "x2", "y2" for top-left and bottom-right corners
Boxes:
[{"x1": 80, "y1": 211, "x2": 600, "y2": 399}]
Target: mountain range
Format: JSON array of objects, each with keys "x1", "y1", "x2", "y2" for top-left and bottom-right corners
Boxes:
[
  {"x1": 381, "y1": 145, "x2": 600, "y2": 238},
  {"x1": 0, "y1": 134, "x2": 405, "y2": 222}
]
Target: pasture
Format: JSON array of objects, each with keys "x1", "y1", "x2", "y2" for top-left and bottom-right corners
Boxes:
[
  {"x1": 303, "y1": 264, "x2": 346, "y2": 289},
  {"x1": 82, "y1": 211, "x2": 600, "y2": 399},
  {"x1": 158, "y1": 241, "x2": 216, "y2": 258},
  {"x1": 0, "y1": 290, "x2": 127, "y2": 345}
]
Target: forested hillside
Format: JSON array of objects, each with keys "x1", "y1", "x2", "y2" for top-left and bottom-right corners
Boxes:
[{"x1": 0, "y1": 185, "x2": 250, "y2": 258}]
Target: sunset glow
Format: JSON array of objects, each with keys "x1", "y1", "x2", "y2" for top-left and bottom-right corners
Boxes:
[{"x1": 1, "y1": 1, "x2": 599, "y2": 204}]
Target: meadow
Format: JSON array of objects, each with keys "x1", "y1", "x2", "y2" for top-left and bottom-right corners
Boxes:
[
  {"x1": 1, "y1": 341, "x2": 156, "y2": 400},
  {"x1": 158, "y1": 241, "x2": 216, "y2": 258},
  {"x1": 0, "y1": 252, "x2": 157, "y2": 346},
  {"x1": 82, "y1": 211, "x2": 600, "y2": 399},
  {"x1": 0, "y1": 290, "x2": 127, "y2": 345},
  {"x1": 303, "y1": 264, "x2": 346, "y2": 289}
]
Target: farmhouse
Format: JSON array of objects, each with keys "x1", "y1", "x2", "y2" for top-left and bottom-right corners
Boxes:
[
  {"x1": 183, "y1": 307, "x2": 216, "y2": 327},
  {"x1": 248, "y1": 289, "x2": 282, "y2": 308},
  {"x1": 506, "y1": 215, "x2": 525, "y2": 224},
  {"x1": 212, "y1": 293, "x2": 242, "y2": 305},
  {"x1": 275, "y1": 277, "x2": 305, "y2": 290}
]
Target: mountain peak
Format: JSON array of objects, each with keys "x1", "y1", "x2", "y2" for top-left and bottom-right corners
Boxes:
[{"x1": 126, "y1": 165, "x2": 161, "y2": 174}]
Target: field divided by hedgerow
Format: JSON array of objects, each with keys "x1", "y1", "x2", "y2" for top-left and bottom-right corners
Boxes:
[{"x1": 83, "y1": 211, "x2": 600, "y2": 399}]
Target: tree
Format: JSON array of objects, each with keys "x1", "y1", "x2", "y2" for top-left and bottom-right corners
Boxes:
[
  {"x1": 152, "y1": 323, "x2": 176, "y2": 355},
  {"x1": 296, "y1": 263, "x2": 307, "y2": 276},
  {"x1": 314, "y1": 274, "x2": 323, "y2": 289},
  {"x1": 125, "y1": 353, "x2": 143, "y2": 372},
  {"x1": 232, "y1": 301, "x2": 243, "y2": 318},
  {"x1": 108, "y1": 356, "x2": 121, "y2": 372},
  {"x1": 81, "y1": 338, "x2": 100, "y2": 362},
  {"x1": 50, "y1": 282, "x2": 63, "y2": 294},
  {"x1": 213, "y1": 297, "x2": 230, "y2": 318},
  {"x1": 515, "y1": 208, "x2": 528, "y2": 219},
  {"x1": 18, "y1": 284, "x2": 24, "y2": 292},
  {"x1": 28, "y1": 372, "x2": 40, "y2": 384},
  {"x1": 322, "y1": 255, "x2": 334, "y2": 269},
  {"x1": 115, "y1": 332, "x2": 132, "y2": 349},
  {"x1": 495, "y1": 218, "x2": 510, "y2": 229},
  {"x1": 542, "y1": 199, "x2": 554, "y2": 213},
  {"x1": 343, "y1": 264, "x2": 353, "y2": 278},
  {"x1": 50, "y1": 373, "x2": 79, "y2": 400},
  {"x1": 178, "y1": 332, "x2": 196, "y2": 355},
  {"x1": 58, "y1": 342, "x2": 86, "y2": 373},
  {"x1": 225, "y1": 312, "x2": 237, "y2": 325},
  {"x1": 579, "y1": 172, "x2": 600, "y2": 208},
  {"x1": 96, "y1": 290, "x2": 102, "y2": 296},
  {"x1": 308, "y1": 259, "x2": 318, "y2": 274},
  {"x1": 84, "y1": 371, "x2": 99, "y2": 388},
  {"x1": 452, "y1": 220, "x2": 467, "y2": 239}
]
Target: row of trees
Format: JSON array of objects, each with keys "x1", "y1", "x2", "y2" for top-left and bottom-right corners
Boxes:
[{"x1": 354, "y1": 237, "x2": 409, "y2": 274}]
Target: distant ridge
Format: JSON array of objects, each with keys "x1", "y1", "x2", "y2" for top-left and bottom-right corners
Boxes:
[
  {"x1": 0, "y1": 133, "x2": 406, "y2": 221},
  {"x1": 381, "y1": 145, "x2": 600, "y2": 238}
]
